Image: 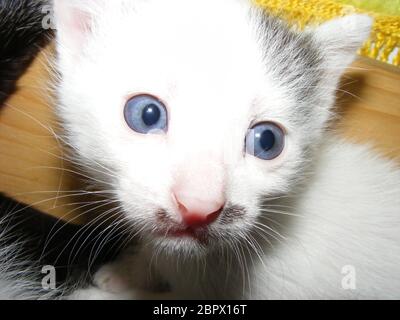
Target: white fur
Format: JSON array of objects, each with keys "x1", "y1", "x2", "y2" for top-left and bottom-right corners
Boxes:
[
  {"x1": 52, "y1": 0, "x2": 400, "y2": 299},
  {"x1": 250, "y1": 139, "x2": 400, "y2": 299}
]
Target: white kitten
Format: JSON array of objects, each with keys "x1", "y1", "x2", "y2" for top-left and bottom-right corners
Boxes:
[{"x1": 53, "y1": 0, "x2": 400, "y2": 299}]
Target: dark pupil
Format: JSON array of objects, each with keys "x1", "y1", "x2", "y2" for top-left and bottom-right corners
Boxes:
[
  {"x1": 258, "y1": 129, "x2": 275, "y2": 152},
  {"x1": 142, "y1": 104, "x2": 161, "y2": 126}
]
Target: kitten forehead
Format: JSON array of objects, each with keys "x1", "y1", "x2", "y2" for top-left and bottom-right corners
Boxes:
[
  {"x1": 78, "y1": 0, "x2": 318, "y2": 123},
  {"x1": 96, "y1": 1, "x2": 267, "y2": 85}
]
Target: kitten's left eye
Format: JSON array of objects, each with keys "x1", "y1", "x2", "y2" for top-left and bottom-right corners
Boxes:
[
  {"x1": 245, "y1": 122, "x2": 285, "y2": 160},
  {"x1": 124, "y1": 94, "x2": 168, "y2": 134}
]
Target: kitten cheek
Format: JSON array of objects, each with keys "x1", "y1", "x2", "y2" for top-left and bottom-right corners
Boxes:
[{"x1": 246, "y1": 144, "x2": 288, "y2": 169}]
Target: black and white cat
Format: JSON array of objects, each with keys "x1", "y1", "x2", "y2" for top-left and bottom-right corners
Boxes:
[
  {"x1": 1, "y1": 0, "x2": 400, "y2": 299},
  {"x1": 52, "y1": 0, "x2": 400, "y2": 299},
  {"x1": 0, "y1": 2, "x2": 123, "y2": 299}
]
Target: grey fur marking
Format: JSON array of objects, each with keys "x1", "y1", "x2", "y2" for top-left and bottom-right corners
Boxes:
[{"x1": 256, "y1": 11, "x2": 324, "y2": 105}]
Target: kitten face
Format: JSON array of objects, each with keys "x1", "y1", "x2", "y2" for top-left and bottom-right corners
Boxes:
[{"x1": 54, "y1": 0, "x2": 372, "y2": 253}]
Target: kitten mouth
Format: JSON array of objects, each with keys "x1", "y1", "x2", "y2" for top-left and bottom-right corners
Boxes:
[
  {"x1": 155, "y1": 210, "x2": 211, "y2": 243},
  {"x1": 157, "y1": 226, "x2": 210, "y2": 244},
  {"x1": 153, "y1": 205, "x2": 247, "y2": 244}
]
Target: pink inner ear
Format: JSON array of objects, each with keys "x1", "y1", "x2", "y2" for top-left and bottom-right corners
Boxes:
[
  {"x1": 72, "y1": 9, "x2": 92, "y2": 51},
  {"x1": 55, "y1": 2, "x2": 93, "y2": 53},
  {"x1": 70, "y1": 9, "x2": 92, "y2": 35}
]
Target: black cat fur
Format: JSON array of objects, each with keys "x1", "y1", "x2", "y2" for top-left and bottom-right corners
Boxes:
[
  {"x1": 0, "y1": 1, "x2": 124, "y2": 299},
  {"x1": 0, "y1": 0, "x2": 51, "y2": 106}
]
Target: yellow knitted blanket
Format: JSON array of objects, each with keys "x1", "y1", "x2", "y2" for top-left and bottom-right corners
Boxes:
[{"x1": 255, "y1": 0, "x2": 400, "y2": 67}]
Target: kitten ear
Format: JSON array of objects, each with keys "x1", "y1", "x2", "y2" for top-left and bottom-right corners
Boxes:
[
  {"x1": 53, "y1": 0, "x2": 103, "y2": 57},
  {"x1": 313, "y1": 14, "x2": 373, "y2": 74}
]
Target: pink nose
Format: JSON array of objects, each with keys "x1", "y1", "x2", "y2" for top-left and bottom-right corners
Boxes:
[{"x1": 173, "y1": 191, "x2": 225, "y2": 228}]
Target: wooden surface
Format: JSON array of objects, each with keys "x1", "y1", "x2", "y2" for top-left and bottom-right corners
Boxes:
[
  {"x1": 337, "y1": 57, "x2": 400, "y2": 159},
  {"x1": 0, "y1": 48, "x2": 399, "y2": 224}
]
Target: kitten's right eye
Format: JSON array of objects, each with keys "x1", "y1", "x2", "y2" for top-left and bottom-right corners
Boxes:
[{"x1": 124, "y1": 94, "x2": 168, "y2": 134}]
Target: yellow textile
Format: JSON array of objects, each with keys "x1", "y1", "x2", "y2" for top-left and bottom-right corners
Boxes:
[{"x1": 255, "y1": 0, "x2": 400, "y2": 66}]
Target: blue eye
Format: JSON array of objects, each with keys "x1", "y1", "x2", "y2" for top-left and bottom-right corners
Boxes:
[
  {"x1": 124, "y1": 94, "x2": 168, "y2": 134},
  {"x1": 245, "y1": 122, "x2": 285, "y2": 160}
]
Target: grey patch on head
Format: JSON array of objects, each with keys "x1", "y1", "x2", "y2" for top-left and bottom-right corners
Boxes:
[
  {"x1": 220, "y1": 205, "x2": 247, "y2": 224},
  {"x1": 251, "y1": 10, "x2": 324, "y2": 115}
]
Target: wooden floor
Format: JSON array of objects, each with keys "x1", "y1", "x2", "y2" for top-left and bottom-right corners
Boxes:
[{"x1": 0, "y1": 47, "x2": 399, "y2": 224}]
